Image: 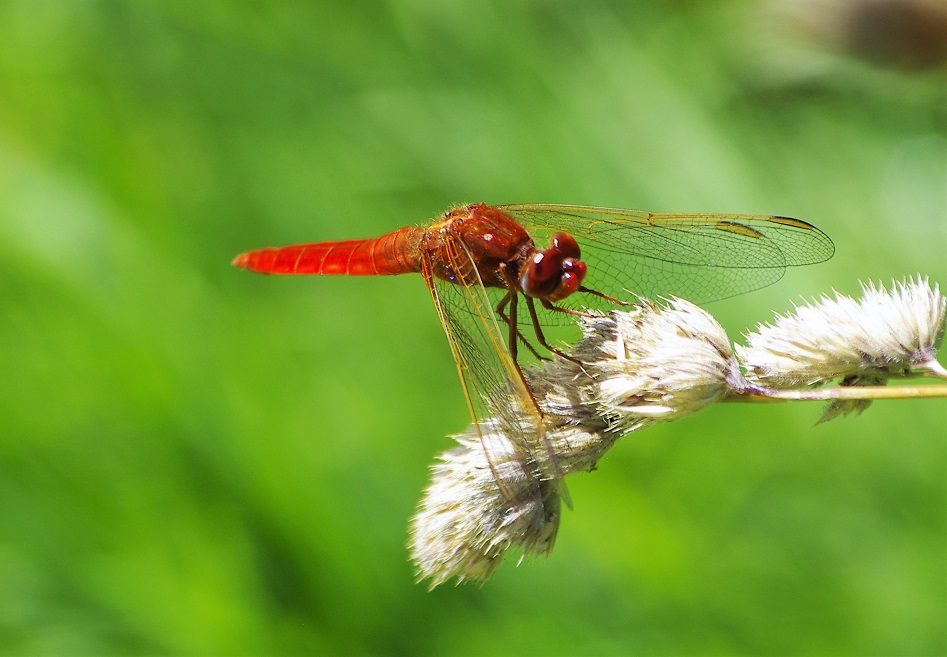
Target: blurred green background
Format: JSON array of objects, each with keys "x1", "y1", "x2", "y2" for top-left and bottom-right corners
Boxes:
[{"x1": 1, "y1": 1, "x2": 944, "y2": 655}]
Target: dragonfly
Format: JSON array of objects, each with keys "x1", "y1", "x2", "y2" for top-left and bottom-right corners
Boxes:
[{"x1": 233, "y1": 203, "x2": 834, "y2": 500}]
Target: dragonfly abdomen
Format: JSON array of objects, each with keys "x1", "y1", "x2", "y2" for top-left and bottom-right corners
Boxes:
[{"x1": 232, "y1": 226, "x2": 425, "y2": 275}]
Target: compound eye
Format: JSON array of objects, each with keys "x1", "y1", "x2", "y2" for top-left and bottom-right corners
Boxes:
[
  {"x1": 520, "y1": 251, "x2": 562, "y2": 298},
  {"x1": 546, "y1": 259, "x2": 587, "y2": 301},
  {"x1": 551, "y1": 232, "x2": 580, "y2": 259},
  {"x1": 530, "y1": 251, "x2": 559, "y2": 282}
]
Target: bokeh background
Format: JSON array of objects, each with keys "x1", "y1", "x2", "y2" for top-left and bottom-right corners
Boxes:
[{"x1": 1, "y1": 1, "x2": 945, "y2": 655}]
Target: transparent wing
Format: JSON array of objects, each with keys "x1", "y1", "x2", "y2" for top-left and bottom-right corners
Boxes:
[
  {"x1": 420, "y1": 232, "x2": 565, "y2": 502},
  {"x1": 501, "y1": 204, "x2": 835, "y2": 315}
]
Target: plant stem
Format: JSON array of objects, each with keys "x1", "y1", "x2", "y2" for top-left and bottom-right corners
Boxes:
[{"x1": 725, "y1": 384, "x2": 947, "y2": 403}]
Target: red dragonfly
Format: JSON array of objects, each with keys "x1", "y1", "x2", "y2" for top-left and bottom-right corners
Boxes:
[{"x1": 233, "y1": 204, "x2": 833, "y2": 498}]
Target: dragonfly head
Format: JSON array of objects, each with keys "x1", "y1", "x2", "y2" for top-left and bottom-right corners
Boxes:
[{"x1": 520, "y1": 232, "x2": 587, "y2": 301}]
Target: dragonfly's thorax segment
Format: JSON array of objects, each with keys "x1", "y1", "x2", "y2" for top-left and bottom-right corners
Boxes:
[
  {"x1": 424, "y1": 203, "x2": 535, "y2": 289},
  {"x1": 424, "y1": 204, "x2": 588, "y2": 302}
]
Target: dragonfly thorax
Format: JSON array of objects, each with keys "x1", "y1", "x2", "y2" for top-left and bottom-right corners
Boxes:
[{"x1": 439, "y1": 205, "x2": 589, "y2": 303}]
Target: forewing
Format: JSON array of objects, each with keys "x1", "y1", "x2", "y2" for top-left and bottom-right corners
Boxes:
[
  {"x1": 501, "y1": 204, "x2": 835, "y2": 311},
  {"x1": 420, "y1": 233, "x2": 561, "y2": 499}
]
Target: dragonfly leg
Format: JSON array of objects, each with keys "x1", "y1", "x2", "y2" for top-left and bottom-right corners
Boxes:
[
  {"x1": 493, "y1": 270, "x2": 554, "y2": 427},
  {"x1": 578, "y1": 285, "x2": 633, "y2": 307},
  {"x1": 526, "y1": 297, "x2": 589, "y2": 372},
  {"x1": 538, "y1": 298, "x2": 599, "y2": 320},
  {"x1": 496, "y1": 290, "x2": 518, "y2": 360},
  {"x1": 497, "y1": 266, "x2": 548, "y2": 361},
  {"x1": 540, "y1": 287, "x2": 630, "y2": 320}
]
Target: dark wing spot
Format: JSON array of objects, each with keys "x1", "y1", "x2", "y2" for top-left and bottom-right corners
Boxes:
[{"x1": 714, "y1": 220, "x2": 765, "y2": 239}]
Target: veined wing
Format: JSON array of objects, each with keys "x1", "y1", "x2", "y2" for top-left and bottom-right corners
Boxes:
[
  {"x1": 501, "y1": 204, "x2": 835, "y2": 310},
  {"x1": 420, "y1": 230, "x2": 565, "y2": 504}
]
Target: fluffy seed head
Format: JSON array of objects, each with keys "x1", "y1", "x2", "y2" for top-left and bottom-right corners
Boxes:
[
  {"x1": 411, "y1": 298, "x2": 742, "y2": 586},
  {"x1": 737, "y1": 276, "x2": 946, "y2": 388}
]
